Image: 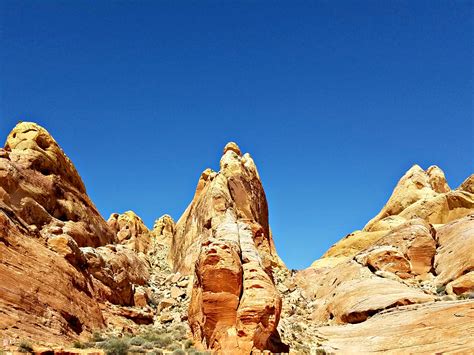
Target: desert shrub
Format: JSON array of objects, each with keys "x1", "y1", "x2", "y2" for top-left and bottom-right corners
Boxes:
[
  {"x1": 152, "y1": 335, "x2": 173, "y2": 348},
  {"x1": 91, "y1": 331, "x2": 105, "y2": 342},
  {"x1": 142, "y1": 342, "x2": 155, "y2": 350},
  {"x1": 183, "y1": 339, "x2": 194, "y2": 349},
  {"x1": 18, "y1": 341, "x2": 33, "y2": 353},
  {"x1": 172, "y1": 349, "x2": 186, "y2": 355},
  {"x1": 173, "y1": 324, "x2": 187, "y2": 335},
  {"x1": 72, "y1": 340, "x2": 88, "y2": 349},
  {"x1": 436, "y1": 285, "x2": 446, "y2": 295},
  {"x1": 128, "y1": 336, "x2": 146, "y2": 346},
  {"x1": 458, "y1": 292, "x2": 474, "y2": 300},
  {"x1": 99, "y1": 338, "x2": 130, "y2": 355},
  {"x1": 142, "y1": 329, "x2": 166, "y2": 342}
]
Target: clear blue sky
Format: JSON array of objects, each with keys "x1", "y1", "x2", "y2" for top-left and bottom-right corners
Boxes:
[{"x1": 1, "y1": 1, "x2": 472, "y2": 269}]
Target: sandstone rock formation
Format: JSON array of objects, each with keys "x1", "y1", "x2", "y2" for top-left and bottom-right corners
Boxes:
[
  {"x1": 173, "y1": 142, "x2": 287, "y2": 353},
  {"x1": 281, "y1": 165, "x2": 474, "y2": 353},
  {"x1": 313, "y1": 165, "x2": 474, "y2": 270},
  {"x1": 1, "y1": 121, "x2": 473, "y2": 354},
  {"x1": 0, "y1": 123, "x2": 157, "y2": 344},
  {"x1": 108, "y1": 211, "x2": 152, "y2": 253},
  {"x1": 364, "y1": 165, "x2": 472, "y2": 232},
  {"x1": 316, "y1": 300, "x2": 474, "y2": 353},
  {"x1": 0, "y1": 122, "x2": 115, "y2": 248},
  {"x1": 151, "y1": 214, "x2": 175, "y2": 247}
]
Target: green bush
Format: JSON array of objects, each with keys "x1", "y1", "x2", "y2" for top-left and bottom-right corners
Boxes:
[
  {"x1": 142, "y1": 342, "x2": 155, "y2": 350},
  {"x1": 128, "y1": 336, "x2": 146, "y2": 346},
  {"x1": 99, "y1": 338, "x2": 130, "y2": 355},
  {"x1": 183, "y1": 339, "x2": 194, "y2": 349},
  {"x1": 18, "y1": 341, "x2": 33, "y2": 353},
  {"x1": 72, "y1": 340, "x2": 88, "y2": 349},
  {"x1": 91, "y1": 331, "x2": 105, "y2": 342},
  {"x1": 142, "y1": 329, "x2": 166, "y2": 342},
  {"x1": 152, "y1": 335, "x2": 173, "y2": 348}
]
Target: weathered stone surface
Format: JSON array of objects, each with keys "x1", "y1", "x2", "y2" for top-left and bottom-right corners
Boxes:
[
  {"x1": 446, "y1": 272, "x2": 474, "y2": 296},
  {"x1": 108, "y1": 211, "x2": 151, "y2": 253},
  {"x1": 82, "y1": 245, "x2": 149, "y2": 306},
  {"x1": 151, "y1": 214, "x2": 175, "y2": 246},
  {"x1": 295, "y1": 166, "x2": 474, "y2": 352},
  {"x1": 296, "y1": 260, "x2": 435, "y2": 325},
  {"x1": 0, "y1": 210, "x2": 105, "y2": 343},
  {"x1": 364, "y1": 165, "x2": 473, "y2": 232},
  {"x1": 313, "y1": 166, "x2": 473, "y2": 271},
  {"x1": 434, "y1": 215, "x2": 474, "y2": 286},
  {"x1": 316, "y1": 301, "x2": 474, "y2": 353},
  {"x1": 0, "y1": 123, "x2": 153, "y2": 344},
  {"x1": 0, "y1": 122, "x2": 115, "y2": 247},
  {"x1": 175, "y1": 142, "x2": 286, "y2": 353},
  {"x1": 355, "y1": 219, "x2": 436, "y2": 278},
  {"x1": 459, "y1": 174, "x2": 474, "y2": 193},
  {"x1": 312, "y1": 230, "x2": 387, "y2": 269}
]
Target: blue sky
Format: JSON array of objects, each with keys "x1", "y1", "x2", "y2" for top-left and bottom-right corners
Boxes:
[{"x1": 1, "y1": 1, "x2": 472, "y2": 269}]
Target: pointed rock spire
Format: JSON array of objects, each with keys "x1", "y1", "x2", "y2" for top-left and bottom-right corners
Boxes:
[{"x1": 171, "y1": 142, "x2": 287, "y2": 353}]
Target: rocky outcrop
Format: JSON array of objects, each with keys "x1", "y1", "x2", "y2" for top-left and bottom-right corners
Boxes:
[
  {"x1": 108, "y1": 211, "x2": 152, "y2": 253},
  {"x1": 0, "y1": 123, "x2": 115, "y2": 247},
  {"x1": 1, "y1": 121, "x2": 472, "y2": 353},
  {"x1": 0, "y1": 123, "x2": 155, "y2": 344},
  {"x1": 364, "y1": 165, "x2": 472, "y2": 232},
  {"x1": 173, "y1": 142, "x2": 287, "y2": 353},
  {"x1": 288, "y1": 166, "x2": 474, "y2": 353},
  {"x1": 355, "y1": 218, "x2": 436, "y2": 279},
  {"x1": 0, "y1": 209, "x2": 105, "y2": 343},
  {"x1": 151, "y1": 214, "x2": 175, "y2": 247},
  {"x1": 312, "y1": 165, "x2": 474, "y2": 271}
]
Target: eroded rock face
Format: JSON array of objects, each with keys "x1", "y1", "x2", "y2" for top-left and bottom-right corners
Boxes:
[
  {"x1": 316, "y1": 301, "x2": 474, "y2": 353},
  {"x1": 355, "y1": 219, "x2": 437, "y2": 279},
  {"x1": 312, "y1": 165, "x2": 474, "y2": 271},
  {"x1": 0, "y1": 123, "x2": 153, "y2": 343},
  {"x1": 2, "y1": 121, "x2": 472, "y2": 353},
  {"x1": 364, "y1": 165, "x2": 472, "y2": 232},
  {"x1": 434, "y1": 215, "x2": 474, "y2": 287},
  {"x1": 173, "y1": 142, "x2": 287, "y2": 353},
  {"x1": 0, "y1": 122, "x2": 115, "y2": 247},
  {"x1": 108, "y1": 211, "x2": 152, "y2": 253},
  {"x1": 0, "y1": 210, "x2": 105, "y2": 343},
  {"x1": 285, "y1": 166, "x2": 474, "y2": 353},
  {"x1": 151, "y1": 214, "x2": 175, "y2": 246}
]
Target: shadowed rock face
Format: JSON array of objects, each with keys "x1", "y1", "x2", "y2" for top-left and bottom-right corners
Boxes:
[{"x1": 172, "y1": 142, "x2": 287, "y2": 353}]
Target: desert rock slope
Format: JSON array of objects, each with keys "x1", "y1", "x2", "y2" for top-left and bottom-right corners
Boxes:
[
  {"x1": 0, "y1": 121, "x2": 473, "y2": 354},
  {"x1": 278, "y1": 165, "x2": 474, "y2": 353}
]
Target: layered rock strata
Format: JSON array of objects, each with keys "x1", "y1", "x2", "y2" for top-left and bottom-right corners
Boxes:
[{"x1": 173, "y1": 142, "x2": 287, "y2": 353}]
